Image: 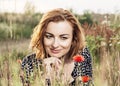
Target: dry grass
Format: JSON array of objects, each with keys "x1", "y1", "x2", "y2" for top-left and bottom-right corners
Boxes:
[
  {"x1": 94, "y1": 52, "x2": 120, "y2": 86},
  {"x1": 0, "y1": 34, "x2": 120, "y2": 86},
  {"x1": 0, "y1": 39, "x2": 30, "y2": 55}
]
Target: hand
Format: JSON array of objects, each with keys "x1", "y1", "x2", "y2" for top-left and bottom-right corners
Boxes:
[{"x1": 43, "y1": 57, "x2": 62, "y2": 79}]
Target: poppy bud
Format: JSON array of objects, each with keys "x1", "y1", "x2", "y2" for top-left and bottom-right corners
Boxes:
[{"x1": 17, "y1": 59, "x2": 22, "y2": 64}]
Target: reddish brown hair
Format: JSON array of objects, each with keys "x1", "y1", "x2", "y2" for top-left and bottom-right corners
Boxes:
[{"x1": 30, "y1": 8, "x2": 86, "y2": 60}]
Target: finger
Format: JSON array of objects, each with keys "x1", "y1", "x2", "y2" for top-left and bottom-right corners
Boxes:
[
  {"x1": 57, "y1": 59, "x2": 62, "y2": 64},
  {"x1": 53, "y1": 57, "x2": 62, "y2": 64},
  {"x1": 55, "y1": 60, "x2": 62, "y2": 70}
]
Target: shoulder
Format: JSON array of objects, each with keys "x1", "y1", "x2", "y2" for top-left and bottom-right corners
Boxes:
[
  {"x1": 81, "y1": 47, "x2": 91, "y2": 55},
  {"x1": 78, "y1": 47, "x2": 92, "y2": 66},
  {"x1": 21, "y1": 53, "x2": 36, "y2": 69},
  {"x1": 80, "y1": 47, "x2": 92, "y2": 61},
  {"x1": 21, "y1": 53, "x2": 43, "y2": 81},
  {"x1": 22, "y1": 53, "x2": 36, "y2": 64},
  {"x1": 71, "y1": 47, "x2": 92, "y2": 78}
]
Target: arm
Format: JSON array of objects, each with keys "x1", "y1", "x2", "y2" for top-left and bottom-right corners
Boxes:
[
  {"x1": 20, "y1": 53, "x2": 42, "y2": 85},
  {"x1": 80, "y1": 47, "x2": 92, "y2": 77}
]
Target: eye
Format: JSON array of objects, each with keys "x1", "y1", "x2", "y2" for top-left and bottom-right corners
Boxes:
[
  {"x1": 60, "y1": 36, "x2": 68, "y2": 40},
  {"x1": 45, "y1": 34, "x2": 53, "y2": 39}
]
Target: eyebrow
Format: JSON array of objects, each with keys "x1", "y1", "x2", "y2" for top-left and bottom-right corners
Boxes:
[
  {"x1": 45, "y1": 32, "x2": 70, "y2": 36},
  {"x1": 45, "y1": 32, "x2": 52, "y2": 35},
  {"x1": 60, "y1": 34, "x2": 70, "y2": 36},
  {"x1": 44, "y1": 32, "x2": 54, "y2": 36}
]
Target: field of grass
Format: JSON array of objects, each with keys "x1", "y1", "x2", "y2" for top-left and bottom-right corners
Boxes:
[
  {"x1": 0, "y1": 12, "x2": 120, "y2": 86},
  {"x1": 0, "y1": 37, "x2": 119, "y2": 86},
  {"x1": 0, "y1": 39, "x2": 30, "y2": 86}
]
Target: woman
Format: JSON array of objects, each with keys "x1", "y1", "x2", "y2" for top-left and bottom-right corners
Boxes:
[{"x1": 21, "y1": 8, "x2": 93, "y2": 86}]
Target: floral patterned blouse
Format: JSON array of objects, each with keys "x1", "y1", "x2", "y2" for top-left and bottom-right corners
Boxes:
[{"x1": 21, "y1": 47, "x2": 93, "y2": 86}]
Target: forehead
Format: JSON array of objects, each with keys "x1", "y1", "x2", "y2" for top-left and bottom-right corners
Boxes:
[{"x1": 46, "y1": 21, "x2": 73, "y2": 35}]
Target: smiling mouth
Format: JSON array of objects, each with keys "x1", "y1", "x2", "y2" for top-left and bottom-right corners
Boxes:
[{"x1": 50, "y1": 49, "x2": 61, "y2": 54}]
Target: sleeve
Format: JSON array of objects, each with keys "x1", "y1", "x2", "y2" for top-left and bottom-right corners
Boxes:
[
  {"x1": 21, "y1": 53, "x2": 43, "y2": 84},
  {"x1": 21, "y1": 53, "x2": 38, "y2": 83},
  {"x1": 21, "y1": 53, "x2": 42, "y2": 71},
  {"x1": 21, "y1": 54, "x2": 35, "y2": 72},
  {"x1": 71, "y1": 47, "x2": 92, "y2": 78},
  {"x1": 21, "y1": 56, "x2": 28, "y2": 70},
  {"x1": 80, "y1": 47, "x2": 92, "y2": 77}
]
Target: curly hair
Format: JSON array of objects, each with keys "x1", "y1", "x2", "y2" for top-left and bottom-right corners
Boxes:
[{"x1": 30, "y1": 8, "x2": 86, "y2": 60}]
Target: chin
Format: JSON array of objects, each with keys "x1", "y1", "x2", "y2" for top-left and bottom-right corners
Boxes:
[{"x1": 50, "y1": 54, "x2": 63, "y2": 58}]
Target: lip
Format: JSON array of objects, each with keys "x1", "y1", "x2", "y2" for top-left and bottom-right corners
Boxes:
[{"x1": 50, "y1": 49, "x2": 61, "y2": 54}]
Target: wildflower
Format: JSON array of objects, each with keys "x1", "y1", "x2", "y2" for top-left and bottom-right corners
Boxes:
[
  {"x1": 81, "y1": 76, "x2": 90, "y2": 83},
  {"x1": 73, "y1": 55, "x2": 85, "y2": 62}
]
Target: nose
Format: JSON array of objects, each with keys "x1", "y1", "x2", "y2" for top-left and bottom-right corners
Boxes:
[{"x1": 52, "y1": 38, "x2": 59, "y2": 48}]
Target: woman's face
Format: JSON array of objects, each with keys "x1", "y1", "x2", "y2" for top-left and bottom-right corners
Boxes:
[{"x1": 43, "y1": 21, "x2": 73, "y2": 58}]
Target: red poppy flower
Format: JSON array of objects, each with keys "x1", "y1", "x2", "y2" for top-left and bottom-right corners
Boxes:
[
  {"x1": 73, "y1": 55, "x2": 85, "y2": 62},
  {"x1": 81, "y1": 76, "x2": 90, "y2": 82}
]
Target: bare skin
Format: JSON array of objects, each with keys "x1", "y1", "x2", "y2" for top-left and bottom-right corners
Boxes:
[{"x1": 43, "y1": 21, "x2": 74, "y2": 83}]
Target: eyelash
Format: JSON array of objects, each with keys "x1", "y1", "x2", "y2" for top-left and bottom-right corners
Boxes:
[
  {"x1": 45, "y1": 35, "x2": 53, "y2": 39},
  {"x1": 60, "y1": 37, "x2": 68, "y2": 40},
  {"x1": 45, "y1": 34, "x2": 68, "y2": 40}
]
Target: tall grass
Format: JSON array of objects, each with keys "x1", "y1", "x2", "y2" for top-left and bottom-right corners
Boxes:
[
  {"x1": 0, "y1": 12, "x2": 120, "y2": 85},
  {"x1": 93, "y1": 47, "x2": 120, "y2": 86},
  {"x1": 0, "y1": 55, "x2": 22, "y2": 86},
  {"x1": 0, "y1": 36, "x2": 119, "y2": 86}
]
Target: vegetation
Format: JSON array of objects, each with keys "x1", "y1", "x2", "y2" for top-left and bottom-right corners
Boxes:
[
  {"x1": 0, "y1": 10, "x2": 120, "y2": 86},
  {"x1": 0, "y1": 12, "x2": 43, "y2": 40}
]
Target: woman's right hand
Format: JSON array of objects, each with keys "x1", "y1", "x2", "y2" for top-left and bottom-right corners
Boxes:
[{"x1": 43, "y1": 57, "x2": 62, "y2": 79}]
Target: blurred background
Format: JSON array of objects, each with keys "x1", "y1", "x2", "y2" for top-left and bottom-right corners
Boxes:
[{"x1": 0, "y1": 0, "x2": 120, "y2": 86}]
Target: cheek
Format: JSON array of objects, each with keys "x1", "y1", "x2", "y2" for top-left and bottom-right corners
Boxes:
[
  {"x1": 60, "y1": 40, "x2": 72, "y2": 48},
  {"x1": 44, "y1": 38, "x2": 53, "y2": 46}
]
